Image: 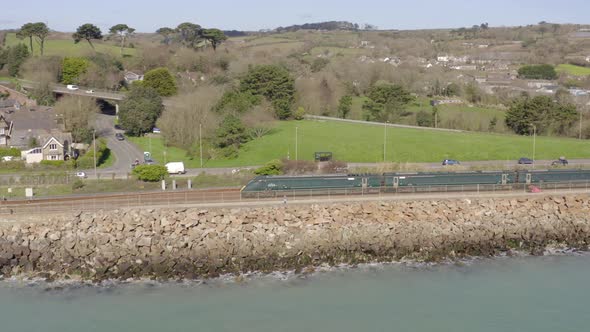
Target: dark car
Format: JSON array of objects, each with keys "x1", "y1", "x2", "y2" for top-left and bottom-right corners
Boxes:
[
  {"x1": 551, "y1": 157, "x2": 568, "y2": 166},
  {"x1": 115, "y1": 133, "x2": 125, "y2": 141},
  {"x1": 518, "y1": 157, "x2": 533, "y2": 164},
  {"x1": 442, "y1": 159, "x2": 460, "y2": 166}
]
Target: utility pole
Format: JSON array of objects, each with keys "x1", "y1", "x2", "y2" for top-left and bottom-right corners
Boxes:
[
  {"x1": 383, "y1": 121, "x2": 387, "y2": 162},
  {"x1": 580, "y1": 109, "x2": 583, "y2": 140},
  {"x1": 532, "y1": 125, "x2": 537, "y2": 169},
  {"x1": 93, "y1": 129, "x2": 97, "y2": 180},
  {"x1": 295, "y1": 126, "x2": 298, "y2": 161},
  {"x1": 199, "y1": 123, "x2": 203, "y2": 168}
]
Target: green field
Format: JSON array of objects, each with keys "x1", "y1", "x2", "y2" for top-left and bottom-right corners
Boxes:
[
  {"x1": 5, "y1": 33, "x2": 137, "y2": 57},
  {"x1": 349, "y1": 96, "x2": 508, "y2": 132},
  {"x1": 556, "y1": 64, "x2": 590, "y2": 76},
  {"x1": 129, "y1": 119, "x2": 590, "y2": 167}
]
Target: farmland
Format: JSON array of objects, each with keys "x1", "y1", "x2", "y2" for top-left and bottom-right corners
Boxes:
[{"x1": 4, "y1": 33, "x2": 137, "y2": 57}]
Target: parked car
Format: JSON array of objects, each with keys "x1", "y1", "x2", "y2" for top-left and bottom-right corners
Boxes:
[
  {"x1": 551, "y1": 157, "x2": 568, "y2": 166},
  {"x1": 518, "y1": 157, "x2": 533, "y2": 165},
  {"x1": 115, "y1": 133, "x2": 125, "y2": 141},
  {"x1": 75, "y1": 171, "x2": 87, "y2": 178},
  {"x1": 66, "y1": 84, "x2": 79, "y2": 90},
  {"x1": 442, "y1": 159, "x2": 460, "y2": 166},
  {"x1": 86, "y1": 89, "x2": 94, "y2": 94},
  {"x1": 131, "y1": 159, "x2": 140, "y2": 168},
  {"x1": 152, "y1": 127, "x2": 161, "y2": 134},
  {"x1": 1, "y1": 156, "x2": 13, "y2": 162}
]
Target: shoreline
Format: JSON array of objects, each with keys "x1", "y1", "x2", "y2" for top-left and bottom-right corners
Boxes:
[{"x1": 1, "y1": 194, "x2": 589, "y2": 282}]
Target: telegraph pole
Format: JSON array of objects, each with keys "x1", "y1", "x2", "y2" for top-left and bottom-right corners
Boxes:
[
  {"x1": 199, "y1": 123, "x2": 203, "y2": 168},
  {"x1": 93, "y1": 129, "x2": 97, "y2": 179},
  {"x1": 295, "y1": 126, "x2": 298, "y2": 161}
]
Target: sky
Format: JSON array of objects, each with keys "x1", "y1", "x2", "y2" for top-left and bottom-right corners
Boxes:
[{"x1": 2, "y1": 0, "x2": 590, "y2": 32}]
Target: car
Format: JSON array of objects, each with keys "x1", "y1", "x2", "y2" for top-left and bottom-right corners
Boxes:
[
  {"x1": 66, "y1": 84, "x2": 79, "y2": 90},
  {"x1": 75, "y1": 171, "x2": 87, "y2": 178},
  {"x1": 442, "y1": 159, "x2": 460, "y2": 166},
  {"x1": 551, "y1": 157, "x2": 568, "y2": 166},
  {"x1": 131, "y1": 159, "x2": 140, "y2": 168},
  {"x1": 86, "y1": 89, "x2": 94, "y2": 94},
  {"x1": 144, "y1": 158, "x2": 154, "y2": 165},
  {"x1": 152, "y1": 127, "x2": 161, "y2": 134},
  {"x1": 1, "y1": 156, "x2": 13, "y2": 162},
  {"x1": 115, "y1": 133, "x2": 125, "y2": 141},
  {"x1": 518, "y1": 157, "x2": 533, "y2": 164}
]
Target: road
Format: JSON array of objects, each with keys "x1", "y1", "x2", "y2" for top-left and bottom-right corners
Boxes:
[{"x1": 92, "y1": 113, "x2": 145, "y2": 176}]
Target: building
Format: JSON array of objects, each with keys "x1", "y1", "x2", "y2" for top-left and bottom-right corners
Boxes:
[
  {"x1": 0, "y1": 99, "x2": 21, "y2": 111},
  {"x1": 124, "y1": 71, "x2": 144, "y2": 84},
  {"x1": 21, "y1": 133, "x2": 73, "y2": 163},
  {"x1": 0, "y1": 115, "x2": 12, "y2": 146}
]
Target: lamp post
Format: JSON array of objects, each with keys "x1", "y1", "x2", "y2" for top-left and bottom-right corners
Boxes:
[
  {"x1": 93, "y1": 129, "x2": 97, "y2": 180},
  {"x1": 531, "y1": 124, "x2": 537, "y2": 169}
]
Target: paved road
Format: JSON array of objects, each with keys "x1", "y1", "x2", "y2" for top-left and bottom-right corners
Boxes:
[{"x1": 88, "y1": 113, "x2": 145, "y2": 177}]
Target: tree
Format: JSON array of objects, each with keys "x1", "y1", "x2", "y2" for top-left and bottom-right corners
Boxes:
[
  {"x1": 157, "y1": 87, "x2": 221, "y2": 149},
  {"x1": 156, "y1": 27, "x2": 175, "y2": 45},
  {"x1": 254, "y1": 159, "x2": 283, "y2": 175},
  {"x1": 16, "y1": 23, "x2": 35, "y2": 54},
  {"x1": 119, "y1": 86, "x2": 164, "y2": 136},
  {"x1": 175, "y1": 22, "x2": 202, "y2": 49},
  {"x1": 416, "y1": 110, "x2": 433, "y2": 127},
  {"x1": 215, "y1": 114, "x2": 249, "y2": 149},
  {"x1": 362, "y1": 83, "x2": 413, "y2": 122},
  {"x1": 240, "y1": 65, "x2": 295, "y2": 119},
  {"x1": 54, "y1": 96, "x2": 99, "y2": 143},
  {"x1": 142, "y1": 67, "x2": 177, "y2": 96},
  {"x1": 5, "y1": 44, "x2": 30, "y2": 76},
  {"x1": 109, "y1": 24, "x2": 135, "y2": 54},
  {"x1": 337, "y1": 95, "x2": 353, "y2": 119},
  {"x1": 61, "y1": 57, "x2": 89, "y2": 84},
  {"x1": 31, "y1": 22, "x2": 50, "y2": 55},
  {"x1": 201, "y1": 28, "x2": 227, "y2": 51},
  {"x1": 443, "y1": 83, "x2": 461, "y2": 96},
  {"x1": 505, "y1": 96, "x2": 578, "y2": 136},
  {"x1": 72, "y1": 23, "x2": 103, "y2": 49},
  {"x1": 464, "y1": 82, "x2": 482, "y2": 104},
  {"x1": 517, "y1": 64, "x2": 557, "y2": 80}
]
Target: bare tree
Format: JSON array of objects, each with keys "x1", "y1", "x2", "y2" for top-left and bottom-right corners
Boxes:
[{"x1": 157, "y1": 86, "x2": 221, "y2": 149}]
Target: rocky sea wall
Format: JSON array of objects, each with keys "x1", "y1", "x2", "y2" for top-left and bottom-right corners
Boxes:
[{"x1": 1, "y1": 194, "x2": 589, "y2": 281}]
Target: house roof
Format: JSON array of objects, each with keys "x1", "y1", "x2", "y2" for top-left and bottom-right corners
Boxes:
[
  {"x1": 0, "y1": 99, "x2": 19, "y2": 108},
  {"x1": 40, "y1": 132, "x2": 72, "y2": 149}
]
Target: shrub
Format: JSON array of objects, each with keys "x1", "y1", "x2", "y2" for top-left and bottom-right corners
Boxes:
[
  {"x1": 294, "y1": 106, "x2": 306, "y2": 120},
  {"x1": 0, "y1": 147, "x2": 21, "y2": 158},
  {"x1": 40, "y1": 160, "x2": 65, "y2": 167},
  {"x1": 72, "y1": 179, "x2": 85, "y2": 190},
  {"x1": 133, "y1": 164, "x2": 168, "y2": 182},
  {"x1": 254, "y1": 159, "x2": 283, "y2": 175},
  {"x1": 282, "y1": 159, "x2": 315, "y2": 175}
]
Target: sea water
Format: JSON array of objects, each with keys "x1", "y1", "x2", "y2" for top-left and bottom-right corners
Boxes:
[{"x1": 0, "y1": 254, "x2": 589, "y2": 332}]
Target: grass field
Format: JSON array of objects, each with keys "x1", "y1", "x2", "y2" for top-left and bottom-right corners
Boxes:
[
  {"x1": 349, "y1": 96, "x2": 508, "y2": 132},
  {"x1": 556, "y1": 64, "x2": 590, "y2": 76},
  {"x1": 5, "y1": 33, "x2": 137, "y2": 57},
  {"x1": 130, "y1": 119, "x2": 590, "y2": 167}
]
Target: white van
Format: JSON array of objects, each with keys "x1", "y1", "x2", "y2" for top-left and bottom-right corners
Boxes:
[
  {"x1": 165, "y1": 162, "x2": 186, "y2": 175},
  {"x1": 66, "y1": 84, "x2": 79, "y2": 90}
]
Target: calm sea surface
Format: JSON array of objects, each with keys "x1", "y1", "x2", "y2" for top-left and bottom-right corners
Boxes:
[{"x1": 1, "y1": 254, "x2": 589, "y2": 332}]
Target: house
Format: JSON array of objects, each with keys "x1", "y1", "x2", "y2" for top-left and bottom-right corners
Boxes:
[
  {"x1": 536, "y1": 85, "x2": 559, "y2": 94},
  {"x1": 450, "y1": 65, "x2": 477, "y2": 71},
  {"x1": 39, "y1": 133, "x2": 72, "y2": 161},
  {"x1": 0, "y1": 115, "x2": 13, "y2": 146},
  {"x1": 527, "y1": 80, "x2": 555, "y2": 89},
  {"x1": 6, "y1": 106, "x2": 61, "y2": 148},
  {"x1": 569, "y1": 88, "x2": 590, "y2": 96},
  {"x1": 0, "y1": 99, "x2": 21, "y2": 111},
  {"x1": 124, "y1": 71, "x2": 144, "y2": 84},
  {"x1": 430, "y1": 99, "x2": 464, "y2": 106}
]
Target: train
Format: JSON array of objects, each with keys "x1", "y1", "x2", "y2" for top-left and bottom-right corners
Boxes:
[{"x1": 240, "y1": 169, "x2": 590, "y2": 197}]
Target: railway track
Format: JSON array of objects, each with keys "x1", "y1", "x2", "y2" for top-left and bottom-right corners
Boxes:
[{"x1": 1, "y1": 180, "x2": 589, "y2": 216}]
